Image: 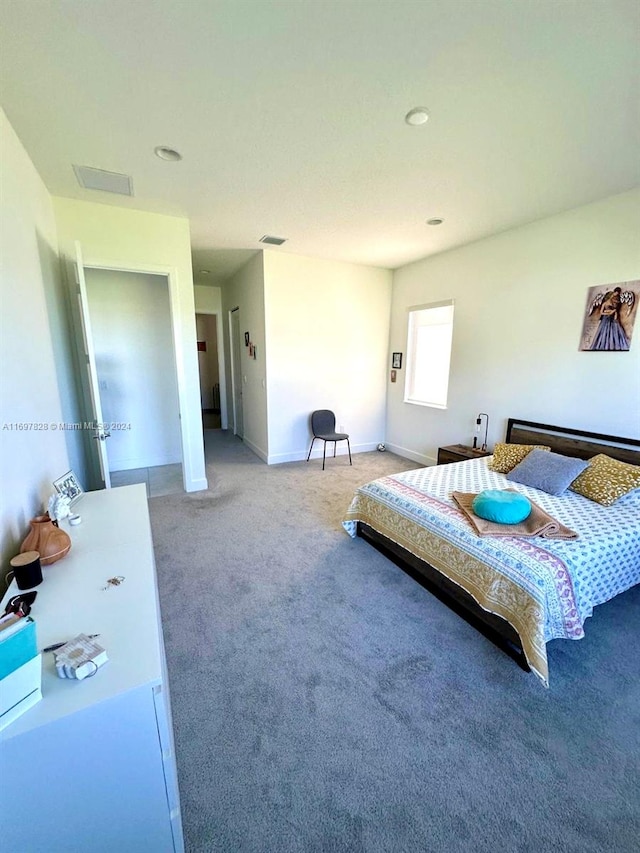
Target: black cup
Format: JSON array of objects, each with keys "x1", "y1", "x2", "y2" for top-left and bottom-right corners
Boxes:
[{"x1": 9, "y1": 551, "x2": 43, "y2": 590}]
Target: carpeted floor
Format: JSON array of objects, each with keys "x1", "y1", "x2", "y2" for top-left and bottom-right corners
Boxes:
[{"x1": 149, "y1": 430, "x2": 640, "y2": 853}]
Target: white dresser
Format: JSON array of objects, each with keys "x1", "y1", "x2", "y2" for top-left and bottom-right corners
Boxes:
[{"x1": 0, "y1": 484, "x2": 184, "y2": 853}]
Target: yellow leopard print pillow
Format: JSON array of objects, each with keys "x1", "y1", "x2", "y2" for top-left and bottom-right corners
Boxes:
[
  {"x1": 569, "y1": 454, "x2": 640, "y2": 506},
  {"x1": 489, "y1": 443, "x2": 551, "y2": 474}
]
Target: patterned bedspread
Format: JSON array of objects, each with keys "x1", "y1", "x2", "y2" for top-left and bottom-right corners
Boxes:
[{"x1": 343, "y1": 457, "x2": 640, "y2": 686}]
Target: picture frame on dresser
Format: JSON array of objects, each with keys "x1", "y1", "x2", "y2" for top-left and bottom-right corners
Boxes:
[{"x1": 53, "y1": 469, "x2": 84, "y2": 505}]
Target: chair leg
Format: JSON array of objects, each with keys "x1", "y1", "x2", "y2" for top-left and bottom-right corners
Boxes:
[
  {"x1": 333, "y1": 441, "x2": 337, "y2": 458},
  {"x1": 322, "y1": 440, "x2": 326, "y2": 471},
  {"x1": 306, "y1": 436, "x2": 316, "y2": 462},
  {"x1": 347, "y1": 438, "x2": 352, "y2": 466}
]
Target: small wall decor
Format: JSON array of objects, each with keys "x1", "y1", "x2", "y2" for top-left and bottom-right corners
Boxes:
[
  {"x1": 244, "y1": 332, "x2": 250, "y2": 346},
  {"x1": 392, "y1": 352, "x2": 402, "y2": 369},
  {"x1": 579, "y1": 280, "x2": 639, "y2": 351},
  {"x1": 53, "y1": 470, "x2": 84, "y2": 505},
  {"x1": 252, "y1": 344, "x2": 257, "y2": 360},
  {"x1": 390, "y1": 369, "x2": 397, "y2": 383}
]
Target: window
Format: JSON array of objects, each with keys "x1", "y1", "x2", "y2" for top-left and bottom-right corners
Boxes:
[{"x1": 404, "y1": 300, "x2": 454, "y2": 408}]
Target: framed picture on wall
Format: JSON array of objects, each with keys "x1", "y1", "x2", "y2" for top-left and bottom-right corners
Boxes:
[
  {"x1": 244, "y1": 332, "x2": 250, "y2": 346},
  {"x1": 392, "y1": 352, "x2": 402, "y2": 369},
  {"x1": 579, "y1": 280, "x2": 639, "y2": 351}
]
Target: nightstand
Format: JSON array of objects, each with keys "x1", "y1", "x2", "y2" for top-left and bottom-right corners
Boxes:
[{"x1": 437, "y1": 444, "x2": 492, "y2": 465}]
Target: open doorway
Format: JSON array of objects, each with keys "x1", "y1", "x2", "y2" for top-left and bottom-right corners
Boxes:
[
  {"x1": 196, "y1": 313, "x2": 221, "y2": 430},
  {"x1": 84, "y1": 268, "x2": 183, "y2": 497}
]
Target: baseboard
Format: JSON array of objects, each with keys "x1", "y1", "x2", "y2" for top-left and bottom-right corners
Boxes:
[
  {"x1": 239, "y1": 440, "x2": 434, "y2": 467},
  {"x1": 384, "y1": 443, "x2": 436, "y2": 467},
  {"x1": 267, "y1": 442, "x2": 379, "y2": 465},
  {"x1": 243, "y1": 437, "x2": 268, "y2": 463},
  {"x1": 185, "y1": 476, "x2": 209, "y2": 493}
]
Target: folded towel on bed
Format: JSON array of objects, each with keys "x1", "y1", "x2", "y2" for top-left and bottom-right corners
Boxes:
[{"x1": 452, "y1": 490, "x2": 578, "y2": 539}]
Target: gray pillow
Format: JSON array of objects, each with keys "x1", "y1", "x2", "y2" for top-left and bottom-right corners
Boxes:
[{"x1": 506, "y1": 449, "x2": 589, "y2": 496}]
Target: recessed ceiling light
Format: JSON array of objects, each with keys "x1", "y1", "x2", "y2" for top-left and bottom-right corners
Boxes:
[
  {"x1": 154, "y1": 146, "x2": 182, "y2": 161},
  {"x1": 405, "y1": 107, "x2": 429, "y2": 126},
  {"x1": 199, "y1": 270, "x2": 210, "y2": 275},
  {"x1": 427, "y1": 218, "x2": 444, "y2": 226}
]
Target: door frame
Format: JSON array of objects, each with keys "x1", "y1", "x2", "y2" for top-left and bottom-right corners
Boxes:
[
  {"x1": 74, "y1": 244, "x2": 111, "y2": 488},
  {"x1": 228, "y1": 307, "x2": 243, "y2": 437},
  {"x1": 75, "y1": 254, "x2": 191, "y2": 492}
]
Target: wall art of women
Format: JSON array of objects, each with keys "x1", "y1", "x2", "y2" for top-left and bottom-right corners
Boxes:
[{"x1": 579, "y1": 281, "x2": 639, "y2": 351}]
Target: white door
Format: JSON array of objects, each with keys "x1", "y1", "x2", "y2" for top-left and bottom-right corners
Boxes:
[
  {"x1": 230, "y1": 308, "x2": 244, "y2": 438},
  {"x1": 74, "y1": 242, "x2": 111, "y2": 488}
]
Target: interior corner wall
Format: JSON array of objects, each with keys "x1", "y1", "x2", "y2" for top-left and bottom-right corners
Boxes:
[
  {"x1": 0, "y1": 108, "x2": 70, "y2": 571},
  {"x1": 263, "y1": 251, "x2": 393, "y2": 464},
  {"x1": 221, "y1": 253, "x2": 268, "y2": 459},
  {"x1": 52, "y1": 198, "x2": 207, "y2": 492},
  {"x1": 387, "y1": 189, "x2": 640, "y2": 465}
]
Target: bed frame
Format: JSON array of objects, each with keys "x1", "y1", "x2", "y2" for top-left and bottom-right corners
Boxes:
[{"x1": 357, "y1": 418, "x2": 640, "y2": 672}]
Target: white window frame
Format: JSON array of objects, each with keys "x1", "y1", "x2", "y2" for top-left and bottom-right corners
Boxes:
[{"x1": 403, "y1": 300, "x2": 454, "y2": 409}]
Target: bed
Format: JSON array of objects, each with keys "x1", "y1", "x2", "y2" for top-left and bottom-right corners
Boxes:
[{"x1": 343, "y1": 419, "x2": 640, "y2": 686}]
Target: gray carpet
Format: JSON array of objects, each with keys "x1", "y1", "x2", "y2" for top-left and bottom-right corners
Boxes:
[{"x1": 149, "y1": 430, "x2": 640, "y2": 853}]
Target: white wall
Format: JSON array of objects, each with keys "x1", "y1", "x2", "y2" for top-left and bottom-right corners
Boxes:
[
  {"x1": 221, "y1": 254, "x2": 268, "y2": 459},
  {"x1": 53, "y1": 198, "x2": 207, "y2": 492},
  {"x1": 263, "y1": 251, "x2": 393, "y2": 463},
  {"x1": 85, "y1": 269, "x2": 182, "y2": 470},
  {"x1": 387, "y1": 189, "x2": 640, "y2": 465},
  {"x1": 0, "y1": 108, "x2": 70, "y2": 568},
  {"x1": 194, "y1": 284, "x2": 223, "y2": 315}
]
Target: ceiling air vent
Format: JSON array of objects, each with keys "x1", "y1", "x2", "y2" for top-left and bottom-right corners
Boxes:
[
  {"x1": 259, "y1": 235, "x2": 287, "y2": 246},
  {"x1": 73, "y1": 165, "x2": 133, "y2": 196}
]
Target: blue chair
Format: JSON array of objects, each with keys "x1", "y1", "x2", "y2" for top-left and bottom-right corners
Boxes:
[{"x1": 306, "y1": 410, "x2": 352, "y2": 470}]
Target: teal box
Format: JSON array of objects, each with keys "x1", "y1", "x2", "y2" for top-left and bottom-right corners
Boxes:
[{"x1": 0, "y1": 618, "x2": 37, "y2": 680}]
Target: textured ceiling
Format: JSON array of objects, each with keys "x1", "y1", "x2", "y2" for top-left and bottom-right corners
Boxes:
[{"x1": 1, "y1": 0, "x2": 638, "y2": 285}]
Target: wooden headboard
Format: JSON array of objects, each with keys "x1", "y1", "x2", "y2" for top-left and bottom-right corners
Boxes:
[{"x1": 505, "y1": 418, "x2": 640, "y2": 466}]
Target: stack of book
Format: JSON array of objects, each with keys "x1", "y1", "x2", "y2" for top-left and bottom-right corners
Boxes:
[{"x1": 0, "y1": 614, "x2": 41, "y2": 731}]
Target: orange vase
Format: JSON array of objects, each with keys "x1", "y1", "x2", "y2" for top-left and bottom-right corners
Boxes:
[{"x1": 21, "y1": 514, "x2": 71, "y2": 566}]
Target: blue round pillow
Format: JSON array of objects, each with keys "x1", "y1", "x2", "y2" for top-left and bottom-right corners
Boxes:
[{"x1": 472, "y1": 489, "x2": 532, "y2": 524}]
